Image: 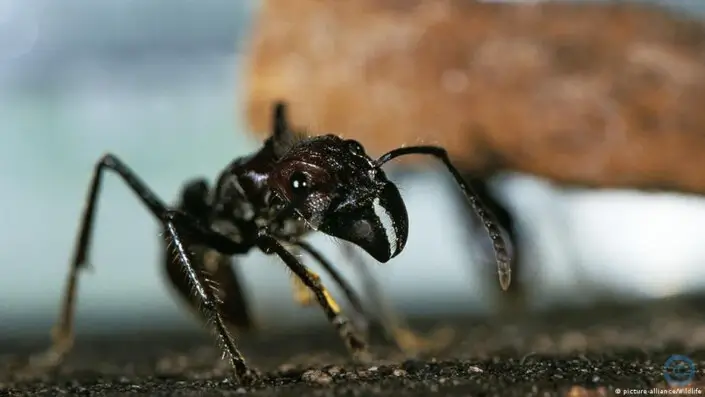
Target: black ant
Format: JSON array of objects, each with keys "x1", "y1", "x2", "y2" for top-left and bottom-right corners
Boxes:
[{"x1": 28, "y1": 101, "x2": 511, "y2": 384}]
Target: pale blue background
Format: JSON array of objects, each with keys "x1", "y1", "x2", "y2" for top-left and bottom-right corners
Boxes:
[{"x1": 1, "y1": 0, "x2": 705, "y2": 339}]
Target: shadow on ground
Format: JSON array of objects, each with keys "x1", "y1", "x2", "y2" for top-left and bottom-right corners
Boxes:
[{"x1": 2, "y1": 295, "x2": 705, "y2": 396}]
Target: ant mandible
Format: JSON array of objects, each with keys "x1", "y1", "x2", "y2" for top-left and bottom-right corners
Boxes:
[{"x1": 30, "y1": 101, "x2": 511, "y2": 385}]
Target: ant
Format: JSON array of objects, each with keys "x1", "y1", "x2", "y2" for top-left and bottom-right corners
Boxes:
[{"x1": 28, "y1": 101, "x2": 511, "y2": 385}]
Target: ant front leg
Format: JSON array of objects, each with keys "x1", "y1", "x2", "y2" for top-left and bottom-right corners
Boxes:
[
  {"x1": 256, "y1": 234, "x2": 371, "y2": 363},
  {"x1": 163, "y1": 213, "x2": 260, "y2": 383},
  {"x1": 293, "y1": 241, "x2": 370, "y2": 335},
  {"x1": 340, "y1": 243, "x2": 455, "y2": 357},
  {"x1": 30, "y1": 154, "x2": 259, "y2": 385},
  {"x1": 286, "y1": 245, "x2": 317, "y2": 307}
]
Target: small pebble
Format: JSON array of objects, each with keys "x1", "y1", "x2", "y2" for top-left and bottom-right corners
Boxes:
[
  {"x1": 302, "y1": 369, "x2": 333, "y2": 385},
  {"x1": 468, "y1": 365, "x2": 483, "y2": 373},
  {"x1": 356, "y1": 370, "x2": 370, "y2": 378},
  {"x1": 393, "y1": 369, "x2": 408, "y2": 377},
  {"x1": 325, "y1": 365, "x2": 342, "y2": 376}
]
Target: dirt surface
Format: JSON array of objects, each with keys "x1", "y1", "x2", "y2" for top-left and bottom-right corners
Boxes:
[{"x1": 2, "y1": 297, "x2": 705, "y2": 396}]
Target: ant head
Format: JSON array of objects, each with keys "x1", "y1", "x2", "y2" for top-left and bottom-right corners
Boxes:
[{"x1": 268, "y1": 134, "x2": 409, "y2": 263}]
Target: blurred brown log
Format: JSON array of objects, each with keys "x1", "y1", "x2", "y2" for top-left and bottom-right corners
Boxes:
[{"x1": 241, "y1": 0, "x2": 705, "y2": 194}]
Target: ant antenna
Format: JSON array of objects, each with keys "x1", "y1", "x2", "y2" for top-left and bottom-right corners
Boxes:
[
  {"x1": 272, "y1": 101, "x2": 289, "y2": 138},
  {"x1": 375, "y1": 146, "x2": 512, "y2": 291}
]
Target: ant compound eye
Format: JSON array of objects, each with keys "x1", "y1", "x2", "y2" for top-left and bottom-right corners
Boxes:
[
  {"x1": 346, "y1": 140, "x2": 365, "y2": 154},
  {"x1": 289, "y1": 171, "x2": 310, "y2": 194}
]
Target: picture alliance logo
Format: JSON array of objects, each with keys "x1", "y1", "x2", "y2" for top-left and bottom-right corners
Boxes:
[{"x1": 663, "y1": 355, "x2": 697, "y2": 387}]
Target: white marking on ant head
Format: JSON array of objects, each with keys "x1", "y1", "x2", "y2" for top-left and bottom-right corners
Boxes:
[{"x1": 372, "y1": 197, "x2": 398, "y2": 257}]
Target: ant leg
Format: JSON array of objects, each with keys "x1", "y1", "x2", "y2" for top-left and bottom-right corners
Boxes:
[
  {"x1": 290, "y1": 274, "x2": 316, "y2": 306},
  {"x1": 341, "y1": 243, "x2": 455, "y2": 357},
  {"x1": 376, "y1": 146, "x2": 512, "y2": 291},
  {"x1": 256, "y1": 233, "x2": 371, "y2": 362},
  {"x1": 163, "y1": 216, "x2": 258, "y2": 383},
  {"x1": 283, "y1": 242, "x2": 369, "y2": 334},
  {"x1": 28, "y1": 154, "x2": 171, "y2": 370},
  {"x1": 166, "y1": 245, "x2": 257, "y2": 332},
  {"x1": 294, "y1": 241, "x2": 370, "y2": 333},
  {"x1": 163, "y1": 179, "x2": 256, "y2": 332},
  {"x1": 286, "y1": 245, "x2": 316, "y2": 307},
  {"x1": 30, "y1": 154, "x2": 258, "y2": 384}
]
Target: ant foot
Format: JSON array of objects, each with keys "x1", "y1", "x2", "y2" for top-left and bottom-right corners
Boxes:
[
  {"x1": 333, "y1": 315, "x2": 372, "y2": 363},
  {"x1": 24, "y1": 329, "x2": 74, "y2": 373},
  {"x1": 393, "y1": 326, "x2": 456, "y2": 357},
  {"x1": 237, "y1": 367, "x2": 263, "y2": 386},
  {"x1": 9, "y1": 349, "x2": 65, "y2": 381},
  {"x1": 27, "y1": 352, "x2": 62, "y2": 371},
  {"x1": 352, "y1": 347, "x2": 374, "y2": 364},
  {"x1": 28, "y1": 338, "x2": 72, "y2": 370}
]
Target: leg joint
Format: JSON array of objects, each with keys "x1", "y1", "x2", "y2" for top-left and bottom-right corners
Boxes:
[{"x1": 97, "y1": 153, "x2": 120, "y2": 168}]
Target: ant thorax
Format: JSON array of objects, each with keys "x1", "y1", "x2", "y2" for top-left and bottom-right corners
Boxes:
[{"x1": 207, "y1": 159, "x2": 310, "y2": 247}]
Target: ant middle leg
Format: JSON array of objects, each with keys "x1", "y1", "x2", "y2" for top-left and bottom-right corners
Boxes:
[
  {"x1": 30, "y1": 154, "x2": 259, "y2": 384},
  {"x1": 163, "y1": 179, "x2": 256, "y2": 332},
  {"x1": 256, "y1": 234, "x2": 371, "y2": 362}
]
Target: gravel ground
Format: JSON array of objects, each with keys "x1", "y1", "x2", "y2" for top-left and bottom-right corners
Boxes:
[{"x1": 2, "y1": 297, "x2": 705, "y2": 396}]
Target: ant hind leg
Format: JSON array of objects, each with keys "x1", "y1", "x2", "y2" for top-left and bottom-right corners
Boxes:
[
  {"x1": 26, "y1": 155, "x2": 259, "y2": 385},
  {"x1": 27, "y1": 153, "x2": 172, "y2": 372}
]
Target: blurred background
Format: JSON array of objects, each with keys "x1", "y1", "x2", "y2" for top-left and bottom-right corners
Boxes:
[{"x1": 2, "y1": 0, "x2": 705, "y2": 343}]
